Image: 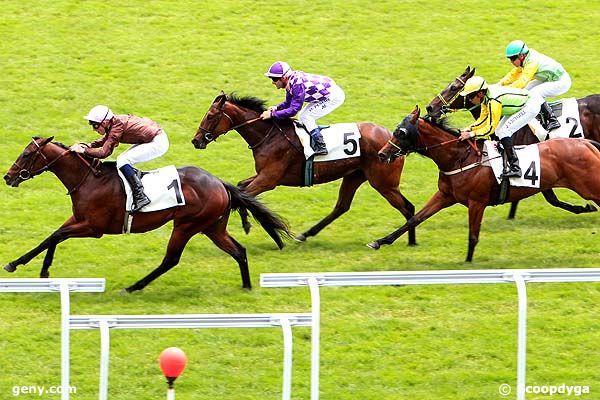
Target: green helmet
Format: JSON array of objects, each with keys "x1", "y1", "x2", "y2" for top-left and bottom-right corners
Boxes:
[
  {"x1": 460, "y1": 76, "x2": 488, "y2": 96},
  {"x1": 505, "y1": 40, "x2": 529, "y2": 57}
]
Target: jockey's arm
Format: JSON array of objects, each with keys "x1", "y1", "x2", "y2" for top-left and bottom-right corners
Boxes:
[{"x1": 508, "y1": 60, "x2": 540, "y2": 89}]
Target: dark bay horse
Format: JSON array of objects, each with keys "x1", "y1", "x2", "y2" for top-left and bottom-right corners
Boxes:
[
  {"x1": 369, "y1": 106, "x2": 600, "y2": 261},
  {"x1": 3, "y1": 137, "x2": 291, "y2": 292},
  {"x1": 426, "y1": 66, "x2": 600, "y2": 218},
  {"x1": 191, "y1": 93, "x2": 416, "y2": 245}
]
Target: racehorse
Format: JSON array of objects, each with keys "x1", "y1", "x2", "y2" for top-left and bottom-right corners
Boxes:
[
  {"x1": 369, "y1": 106, "x2": 600, "y2": 261},
  {"x1": 425, "y1": 66, "x2": 600, "y2": 218},
  {"x1": 191, "y1": 92, "x2": 416, "y2": 245},
  {"x1": 3, "y1": 137, "x2": 291, "y2": 292}
]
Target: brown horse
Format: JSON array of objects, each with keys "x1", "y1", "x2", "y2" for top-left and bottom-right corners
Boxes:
[
  {"x1": 191, "y1": 93, "x2": 416, "y2": 245},
  {"x1": 426, "y1": 66, "x2": 600, "y2": 218},
  {"x1": 369, "y1": 106, "x2": 600, "y2": 261},
  {"x1": 3, "y1": 137, "x2": 291, "y2": 292}
]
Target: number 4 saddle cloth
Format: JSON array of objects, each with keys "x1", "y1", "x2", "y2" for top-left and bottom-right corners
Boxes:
[
  {"x1": 117, "y1": 165, "x2": 186, "y2": 213},
  {"x1": 293, "y1": 122, "x2": 362, "y2": 161},
  {"x1": 482, "y1": 141, "x2": 541, "y2": 189}
]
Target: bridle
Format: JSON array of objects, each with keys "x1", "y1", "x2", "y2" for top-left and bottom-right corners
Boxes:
[
  {"x1": 11, "y1": 138, "x2": 100, "y2": 194},
  {"x1": 385, "y1": 119, "x2": 481, "y2": 158},
  {"x1": 430, "y1": 75, "x2": 479, "y2": 118},
  {"x1": 198, "y1": 105, "x2": 262, "y2": 143},
  {"x1": 11, "y1": 139, "x2": 69, "y2": 181}
]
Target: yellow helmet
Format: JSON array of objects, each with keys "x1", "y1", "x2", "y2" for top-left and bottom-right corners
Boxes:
[{"x1": 460, "y1": 76, "x2": 488, "y2": 96}]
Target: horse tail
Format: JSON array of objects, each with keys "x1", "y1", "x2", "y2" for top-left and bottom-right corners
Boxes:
[{"x1": 222, "y1": 182, "x2": 291, "y2": 249}]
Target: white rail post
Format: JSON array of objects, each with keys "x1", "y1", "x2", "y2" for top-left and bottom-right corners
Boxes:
[
  {"x1": 59, "y1": 282, "x2": 70, "y2": 400},
  {"x1": 98, "y1": 319, "x2": 111, "y2": 400},
  {"x1": 307, "y1": 277, "x2": 321, "y2": 400},
  {"x1": 279, "y1": 316, "x2": 292, "y2": 400},
  {"x1": 513, "y1": 273, "x2": 528, "y2": 400}
]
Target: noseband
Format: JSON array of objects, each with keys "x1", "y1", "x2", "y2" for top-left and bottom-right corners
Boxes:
[{"x1": 432, "y1": 75, "x2": 467, "y2": 117}]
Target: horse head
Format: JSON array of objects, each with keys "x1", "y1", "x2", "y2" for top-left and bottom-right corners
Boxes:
[
  {"x1": 378, "y1": 106, "x2": 421, "y2": 163},
  {"x1": 192, "y1": 92, "x2": 267, "y2": 149},
  {"x1": 4, "y1": 136, "x2": 58, "y2": 187},
  {"x1": 192, "y1": 92, "x2": 231, "y2": 149},
  {"x1": 425, "y1": 66, "x2": 476, "y2": 121}
]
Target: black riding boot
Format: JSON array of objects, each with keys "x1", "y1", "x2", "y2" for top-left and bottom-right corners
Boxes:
[
  {"x1": 499, "y1": 137, "x2": 522, "y2": 178},
  {"x1": 309, "y1": 128, "x2": 328, "y2": 156},
  {"x1": 541, "y1": 102, "x2": 561, "y2": 131},
  {"x1": 120, "y1": 166, "x2": 150, "y2": 212}
]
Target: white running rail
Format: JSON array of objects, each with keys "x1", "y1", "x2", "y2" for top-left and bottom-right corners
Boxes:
[
  {"x1": 69, "y1": 313, "x2": 312, "y2": 400},
  {"x1": 260, "y1": 268, "x2": 600, "y2": 400},
  {"x1": 0, "y1": 278, "x2": 106, "y2": 400}
]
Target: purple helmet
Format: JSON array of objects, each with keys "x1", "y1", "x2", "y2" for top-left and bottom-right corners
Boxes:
[{"x1": 264, "y1": 61, "x2": 291, "y2": 78}]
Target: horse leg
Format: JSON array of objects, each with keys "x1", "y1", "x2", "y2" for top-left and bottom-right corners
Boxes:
[
  {"x1": 368, "y1": 191, "x2": 455, "y2": 249},
  {"x1": 540, "y1": 189, "x2": 597, "y2": 214},
  {"x1": 296, "y1": 171, "x2": 366, "y2": 241},
  {"x1": 124, "y1": 227, "x2": 195, "y2": 293},
  {"x1": 205, "y1": 227, "x2": 250, "y2": 289},
  {"x1": 465, "y1": 202, "x2": 486, "y2": 262},
  {"x1": 507, "y1": 202, "x2": 519, "y2": 220},
  {"x1": 371, "y1": 185, "x2": 417, "y2": 246},
  {"x1": 4, "y1": 216, "x2": 95, "y2": 273},
  {"x1": 237, "y1": 175, "x2": 257, "y2": 234}
]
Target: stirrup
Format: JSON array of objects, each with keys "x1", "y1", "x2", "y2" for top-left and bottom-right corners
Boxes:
[
  {"x1": 131, "y1": 194, "x2": 150, "y2": 212},
  {"x1": 546, "y1": 119, "x2": 561, "y2": 131}
]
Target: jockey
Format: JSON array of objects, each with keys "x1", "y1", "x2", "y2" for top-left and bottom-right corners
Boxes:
[
  {"x1": 70, "y1": 105, "x2": 169, "y2": 212},
  {"x1": 458, "y1": 76, "x2": 547, "y2": 178},
  {"x1": 497, "y1": 40, "x2": 571, "y2": 131},
  {"x1": 260, "y1": 61, "x2": 346, "y2": 156}
]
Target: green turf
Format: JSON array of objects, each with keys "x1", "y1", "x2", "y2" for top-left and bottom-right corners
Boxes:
[{"x1": 1, "y1": 1, "x2": 600, "y2": 399}]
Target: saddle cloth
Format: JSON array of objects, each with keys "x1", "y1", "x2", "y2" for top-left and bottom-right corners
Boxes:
[
  {"x1": 529, "y1": 98, "x2": 584, "y2": 141},
  {"x1": 482, "y1": 141, "x2": 541, "y2": 188},
  {"x1": 293, "y1": 122, "x2": 362, "y2": 161},
  {"x1": 117, "y1": 165, "x2": 186, "y2": 212}
]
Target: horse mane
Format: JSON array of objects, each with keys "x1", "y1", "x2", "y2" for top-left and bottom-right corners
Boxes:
[
  {"x1": 424, "y1": 115, "x2": 460, "y2": 137},
  {"x1": 227, "y1": 93, "x2": 267, "y2": 113}
]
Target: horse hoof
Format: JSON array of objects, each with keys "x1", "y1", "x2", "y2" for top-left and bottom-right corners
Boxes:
[
  {"x1": 40, "y1": 272, "x2": 49, "y2": 278},
  {"x1": 243, "y1": 223, "x2": 252, "y2": 234},
  {"x1": 120, "y1": 288, "x2": 132, "y2": 296},
  {"x1": 4, "y1": 263, "x2": 16, "y2": 273},
  {"x1": 294, "y1": 234, "x2": 306, "y2": 242},
  {"x1": 367, "y1": 241, "x2": 380, "y2": 250}
]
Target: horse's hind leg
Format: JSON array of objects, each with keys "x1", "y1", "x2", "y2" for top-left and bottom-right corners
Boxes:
[
  {"x1": 541, "y1": 189, "x2": 597, "y2": 214},
  {"x1": 296, "y1": 171, "x2": 367, "y2": 241},
  {"x1": 124, "y1": 227, "x2": 195, "y2": 293},
  {"x1": 204, "y1": 227, "x2": 250, "y2": 289},
  {"x1": 237, "y1": 176, "x2": 257, "y2": 234}
]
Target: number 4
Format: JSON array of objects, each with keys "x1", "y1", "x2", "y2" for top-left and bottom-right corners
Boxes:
[{"x1": 524, "y1": 161, "x2": 539, "y2": 185}]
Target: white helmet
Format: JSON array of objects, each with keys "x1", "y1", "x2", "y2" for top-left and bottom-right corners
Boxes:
[{"x1": 84, "y1": 105, "x2": 114, "y2": 123}]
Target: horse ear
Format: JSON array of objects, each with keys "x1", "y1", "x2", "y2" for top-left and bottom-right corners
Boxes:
[
  {"x1": 43, "y1": 136, "x2": 54, "y2": 144},
  {"x1": 410, "y1": 106, "x2": 420, "y2": 123},
  {"x1": 217, "y1": 92, "x2": 227, "y2": 106}
]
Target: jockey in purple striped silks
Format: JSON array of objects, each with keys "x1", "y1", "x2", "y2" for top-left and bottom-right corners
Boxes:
[{"x1": 260, "y1": 61, "x2": 345, "y2": 156}]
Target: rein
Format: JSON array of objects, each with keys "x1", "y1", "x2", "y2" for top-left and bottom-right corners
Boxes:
[
  {"x1": 12, "y1": 139, "x2": 100, "y2": 194},
  {"x1": 198, "y1": 107, "x2": 262, "y2": 142}
]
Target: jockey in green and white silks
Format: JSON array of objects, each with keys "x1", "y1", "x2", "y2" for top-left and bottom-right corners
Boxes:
[{"x1": 498, "y1": 40, "x2": 571, "y2": 130}]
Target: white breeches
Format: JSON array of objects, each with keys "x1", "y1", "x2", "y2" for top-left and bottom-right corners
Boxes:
[
  {"x1": 116, "y1": 131, "x2": 169, "y2": 168},
  {"x1": 526, "y1": 73, "x2": 572, "y2": 99},
  {"x1": 299, "y1": 85, "x2": 346, "y2": 132},
  {"x1": 495, "y1": 94, "x2": 545, "y2": 139}
]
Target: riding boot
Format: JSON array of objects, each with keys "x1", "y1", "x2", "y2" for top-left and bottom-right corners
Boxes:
[
  {"x1": 119, "y1": 165, "x2": 151, "y2": 212},
  {"x1": 309, "y1": 127, "x2": 328, "y2": 156},
  {"x1": 499, "y1": 137, "x2": 522, "y2": 178},
  {"x1": 541, "y1": 102, "x2": 561, "y2": 131}
]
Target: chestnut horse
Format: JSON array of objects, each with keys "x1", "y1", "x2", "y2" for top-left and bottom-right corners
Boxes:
[
  {"x1": 426, "y1": 66, "x2": 600, "y2": 218},
  {"x1": 3, "y1": 137, "x2": 290, "y2": 292},
  {"x1": 369, "y1": 106, "x2": 600, "y2": 261},
  {"x1": 191, "y1": 93, "x2": 416, "y2": 245}
]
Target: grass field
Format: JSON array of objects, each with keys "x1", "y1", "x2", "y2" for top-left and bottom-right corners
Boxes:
[{"x1": 1, "y1": 1, "x2": 600, "y2": 399}]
